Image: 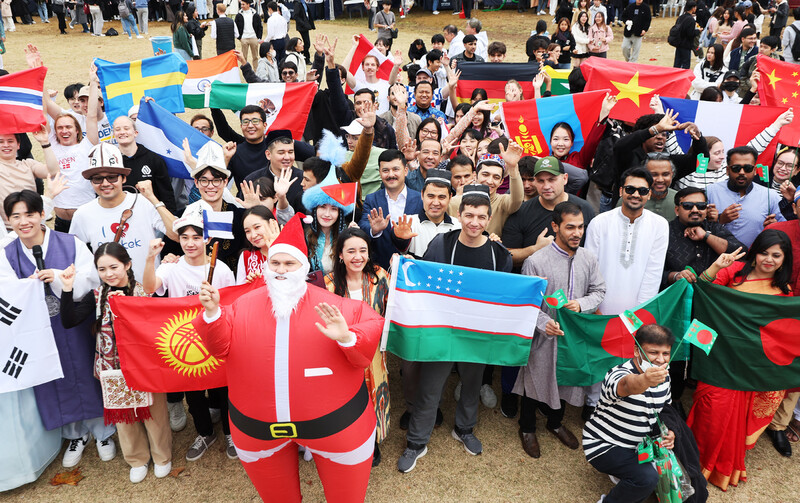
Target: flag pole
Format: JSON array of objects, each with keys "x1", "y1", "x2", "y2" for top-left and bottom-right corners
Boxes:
[{"x1": 352, "y1": 181, "x2": 359, "y2": 224}]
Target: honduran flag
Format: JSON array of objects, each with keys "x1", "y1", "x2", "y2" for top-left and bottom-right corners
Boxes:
[
  {"x1": 182, "y1": 51, "x2": 241, "y2": 108},
  {"x1": 0, "y1": 67, "x2": 47, "y2": 135},
  {"x1": 381, "y1": 256, "x2": 546, "y2": 366},
  {"x1": 659, "y1": 97, "x2": 787, "y2": 167},
  {"x1": 347, "y1": 34, "x2": 395, "y2": 95},
  {"x1": 499, "y1": 90, "x2": 607, "y2": 157},
  {"x1": 455, "y1": 62, "x2": 539, "y2": 104}
]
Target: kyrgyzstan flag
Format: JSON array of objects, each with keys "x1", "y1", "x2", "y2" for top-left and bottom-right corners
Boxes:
[
  {"x1": 109, "y1": 281, "x2": 261, "y2": 392},
  {"x1": 182, "y1": 50, "x2": 241, "y2": 108},
  {"x1": 660, "y1": 97, "x2": 787, "y2": 167},
  {"x1": 321, "y1": 182, "x2": 357, "y2": 210},
  {"x1": 499, "y1": 90, "x2": 607, "y2": 157},
  {"x1": 346, "y1": 34, "x2": 395, "y2": 95},
  {"x1": 455, "y1": 62, "x2": 539, "y2": 104},
  {"x1": 556, "y1": 280, "x2": 693, "y2": 386},
  {"x1": 756, "y1": 55, "x2": 800, "y2": 146},
  {"x1": 581, "y1": 57, "x2": 694, "y2": 122},
  {"x1": 0, "y1": 67, "x2": 47, "y2": 134}
]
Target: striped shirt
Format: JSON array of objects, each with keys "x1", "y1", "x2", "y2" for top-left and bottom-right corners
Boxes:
[{"x1": 582, "y1": 360, "x2": 671, "y2": 462}]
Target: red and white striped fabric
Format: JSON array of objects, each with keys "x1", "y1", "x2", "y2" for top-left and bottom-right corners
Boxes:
[
  {"x1": 346, "y1": 34, "x2": 394, "y2": 95},
  {"x1": 0, "y1": 67, "x2": 47, "y2": 134}
]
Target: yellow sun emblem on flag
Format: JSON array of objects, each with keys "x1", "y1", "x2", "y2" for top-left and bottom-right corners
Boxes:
[{"x1": 156, "y1": 309, "x2": 222, "y2": 376}]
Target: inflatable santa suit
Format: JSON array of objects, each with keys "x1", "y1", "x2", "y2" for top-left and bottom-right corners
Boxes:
[{"x1": 195, "y1": 214, "x2": 383, "y2": 502}]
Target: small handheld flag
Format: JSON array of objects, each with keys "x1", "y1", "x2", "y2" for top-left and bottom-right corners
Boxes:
[
  {"x1": 696, "y1": 154, "x2": 709, "y2": 174},
  {"x1": 321, "y1": 182, "x2": 357, "y2": 209},
  {"x1": 684, "y1": 319, "x2": 719, "y2": 355},
  {"x1": 620, "y1": 309, "x2": 644, "y2": 333},
  {"x1": 637, "y1": 437, "x2": 654, "y2": 464},
  {"x1": 543, "y1": 289, "x2": 568, "y2": 309},
  {"x1": 202, "y1": 209, "x2": 234, "y2": 240},
  {"x1": 755, "y1": 164, "x2": 770, "y2": 183}
]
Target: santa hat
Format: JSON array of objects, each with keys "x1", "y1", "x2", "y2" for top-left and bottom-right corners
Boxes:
[{"x1": 268, "y1": 213, "x2": 310, "y2": 267}]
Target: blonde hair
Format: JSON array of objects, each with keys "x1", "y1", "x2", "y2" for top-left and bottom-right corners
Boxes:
[{"x1": 54, "y1": 113, "x2": 83, "y2": 144}]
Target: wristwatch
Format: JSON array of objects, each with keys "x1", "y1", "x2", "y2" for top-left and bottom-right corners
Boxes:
[{"x1": 702, "y1": 231, "x2": 711, "y2": 242}]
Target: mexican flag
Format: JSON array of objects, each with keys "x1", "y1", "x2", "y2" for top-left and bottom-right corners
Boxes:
[
  {"x1": 207, "y1": 81, "x2": 317, "y2": 140},
  {"x1": 556, "y1": 280, "x2": 693, "y2": 386},
  {"x1": 381, "y1": 256, "x2": 546, "y2": 366},
  {"x1": 691, "y1": 280, "x2": 800, "y2": 392},
  {"x1": 109, "y1": 282, "x2": 261, "y2": 392},
  {"x1": 182, "y1": 51, "x2": 240, "y2": 108}
]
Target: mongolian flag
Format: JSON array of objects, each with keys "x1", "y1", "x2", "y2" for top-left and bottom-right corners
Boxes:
[
  {"x1": 581, "y1": 57, "x2": 694, "y2": 122},
  {"x1": 0, "y1": 67, "x2": 47, "y2": 134},
  {"x1": 756, "y1": 55, "x2": 800, "y2": 146},
  {"x1": 455, "y1": 62, "x2": 539, "y2": 104},
  {"x1": 499, "y1": 90, "x2": 607, "y2": 157},
  {"x1": 691, "y1": 280, "x2": 800, "y2": 391},
  {"x1": 109, "y1": 282, "x2": 261, "y2": 392}
]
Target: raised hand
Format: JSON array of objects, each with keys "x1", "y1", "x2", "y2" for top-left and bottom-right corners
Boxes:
[
  {"x1": 136, "y1": 180, "x2": 156, "y2": 203},
  {"x1": 355, "y1": 100, "x2": 378, "y2": 129},
  {"x1": 45, "y1": 172, "x2": 68, "y2": 200},
  {"x1": 499, "y1": 139, "x2": 523, "y2": 169},
  {"x1": 235, "y1": 180, "x2": 262, "y2": 209},
  {"x1": 32, "y1": 123, "x2": 50, "y2": 144},
  {"x1": 25, "y1": 44, "x2": 43, "y2": 68},
  {"x1": 264, "y1": 218, "x2": 282, "y2": 247},
  {"x1": 599, "y1": 92, "x2": 618, "y2": 121},
  {"x1": 59, "y1": 264, "x2": 76, "y2": 292},
  {"x1": 393, "y1": 214, "x2": 418, "y2": 240},
  {"x1": 657, "y1": 108, "x2": 680, "y2": 132},
  {"x1": 713, "y1": 246, "x2": 745, "y2": 269},
  {"x1": 147, "y1": 238, "x2": 165, "y2": 259},
  {"x1": 400, "y1": 138, "x2": 417, "y2": 162},
  {"x1": 223, "y1": 141, "x2": 237, "y2": 164},
  {"x1": 368, "y1": 207, "x2": 391, "y2": 234},
  {"x1": 274, "y1": 167, "x2": 298, "y2": 200},
  {"x1": 314, "y1": 302, "x2": 353, "y2": 343},
  {"x1": 199, "y1": 281, "x2": 220, "y2": 316}
]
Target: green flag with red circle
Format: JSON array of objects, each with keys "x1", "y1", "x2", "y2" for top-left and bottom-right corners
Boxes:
[
  {"x1": 543, "y1": 289, "x2": 568, "y2": 309},
  {"x1": 684, "y1": 319, "x2": 718, "y2": 355}
]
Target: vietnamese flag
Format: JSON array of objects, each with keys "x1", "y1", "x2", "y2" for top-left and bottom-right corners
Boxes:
[
  {"x1": 109, "y1": 282, "x2": 261, "y2": 392},
  {"x1": 692, "y1": 281, "x2": 800, "y2": 392},
  {"x1": 756, "y1": 55, "x2": 800, "y2": 146},
  {"x1": 581, "y1": 57, "x2": 694, "y2": 122},
  {"x1": 455, "y1": 62, "x2": 539, "y2": 104},
  {"x1": 321, "y1": 182, "x2": 357, "y2": 208},
  {"x1": 499, "y1": 90, "x2": 607, "y2": 157},
  {"x1": 556, "y1": 280, "x2": 693, "y2": 386}
]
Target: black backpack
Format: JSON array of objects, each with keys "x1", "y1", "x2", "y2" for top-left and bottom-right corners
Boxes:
[
  {"x1": 667, "y1": 19, "x2": 682, "y2": 48},
  {"x1": 588, "y1": 119, "x2": 626, "y2": 193},
  {"x1": 790, "y1": 25, "x2": 800, "y2": 61},
  {"x1": 105, "y1": 27, "x2": 119, "y2": 36}
]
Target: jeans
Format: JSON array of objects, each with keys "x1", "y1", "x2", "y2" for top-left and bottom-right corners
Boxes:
[
  {"x1": 599, "y1": 192, "x2": 614, "y2": 213},
  {"x1": 38, "y1": 3, "x2": 48, "y2": 21},
  {"x1": 120, "y1": 14, "x2": 139, "y2": 36},
  {"x1": 673, "y1": 47, "x2": 691, "y2": 69},
  {"x1": 136, "y1": 6, "x2": 148, "y2": 32},
  {"x1": 432, "y1": 0, "x2": 438, "y2": 10},
  {"x1": 622, "y1": 35, "x2": 642, "y2": 62},
  {"x1": 367, "y1": 7, "x2": 375, "y2": 29},
  {"x1": 607, "y1": 4, "x2": 616, "y2": 21},
  {"x1": 186, "y1": 387, "x2": 230, "y2": 436},
  {"x1": 588, "y1": 446, "x2": 659, "y2": 503}
]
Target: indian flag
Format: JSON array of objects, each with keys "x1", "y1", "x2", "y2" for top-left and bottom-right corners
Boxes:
[
  {"x1": 207, "y1": 81, "x2": 317, "y2": 140},
  {"x1": 544, "y1": 66, "x2": 571, "y2": 96},
  {"x1": 182, "y1": 51, "x2": 240, "y2": 108},
  {"x1": 381, "y1": 256, "x2": 546, "y2": 366}
]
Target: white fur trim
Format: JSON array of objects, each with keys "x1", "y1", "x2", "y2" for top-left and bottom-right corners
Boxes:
[{"x1": 268, "y1": 243, "x2": 309, "y2": 266}]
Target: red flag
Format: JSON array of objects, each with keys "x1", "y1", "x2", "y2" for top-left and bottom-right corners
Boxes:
[
  {"x1": 0, "y1": 67, "x2": 47, "y2": 134},
  {"x1": 109, "y1": 282, "x2": 261, "y2": 392},
  {"x1": 346, "y1": 35, "x2": 394, "y2": 95},
  {"x1": 756, "y1": 55, "x2": 800, "y2": 146},
  {"x1": 581, "y1": 57, "x2": 694, "y2": 122},
  {"x1": 321, "y1": 182, "x2": 357, "y2": 207}
]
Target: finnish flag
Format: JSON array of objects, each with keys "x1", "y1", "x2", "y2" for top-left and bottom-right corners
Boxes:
[{"x1": 202, "y1": 209, "x2": 234, "y2": 240}]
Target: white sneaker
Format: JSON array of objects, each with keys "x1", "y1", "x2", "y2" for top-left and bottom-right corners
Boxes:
[
  {"x1": 609, "y1": 475, "x2": 620, "y2": 484},
  {"x1": 209, "y1": 407, "x2": 222, "y2": 424},
  {"x1": 130, "y1": 464, "x2": 148, "y2": 483},
  {"x1": 480, "y1": 384, "x2": 498, "y2": 408},
  {"x1": 62, "y1": 433, "x2": 90, "y2": 467},
  {"x1": 97, "y1": 437, "x2": 116, "y2": 461},
  {"x1": 433, "y1": 10, "x2": 440, "y2": 14},
  {"x1": 153, "y1": 461, "x2": 172, "y2": 478},
  {"x1": 136, "y1": 34, "x2": 143, "y2": 38},
  {"x1": 128, "y1": 34, "x2": 132, "y2": 39},
  {"x1": 454, "y1": 381, "x2": 462, "y2": 402},
  {"x1": 596, "y1": 496, "x2": 606, "y2": 503},
  {"x1": 168, "y1": 401, "x2": 187, "y2": 431}
]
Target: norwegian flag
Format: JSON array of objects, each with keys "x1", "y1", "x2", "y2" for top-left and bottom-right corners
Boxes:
[
  {"x1": 346, "y1": 35, "x2": 394, "y2": 95},
  {"x1": 0, "y1": 67, "x2": 47, "y2": 134}
]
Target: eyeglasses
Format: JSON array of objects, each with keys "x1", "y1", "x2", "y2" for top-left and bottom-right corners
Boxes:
[
  {"x1": 623, "y1": 185, "x2": 650, "y2": 196},
  {"x1": 420, "y1": 129, "x2": 438, "y2": 138},
  {"x1": 729, "y1": 164, "x2": 755, "y2": 173},
  {"x1": 679, "y1": 201, "x2": 708, "y2": 211},
  {"x1": 281, "y1": 70, "x2": 296, "y2": 76},
  {"x1": 196, "y1": 177, "x2": 225, "y2": 187},
  {"x1": 774, "y1": 160, "x2": 795, "y2": 170},
  {"x1": 194, "y1": 126, "x2": 212, "y2": 133},
  {"x1": 90, "y1": 174, "x2": 121, "y2": 185},
  {"x1": 240, "y1": 118, "x2": 263, "y2": 126}
]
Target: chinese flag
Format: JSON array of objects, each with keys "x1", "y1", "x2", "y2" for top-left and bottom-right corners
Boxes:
[
  {"x1": 756, "y1": 55, "x2": 800, "y2": 145},
  {"x1": 109, "y1": 282, "x2": 261, "y2": 392},
  {"x1": 581, "y1": 57, "x2": 694, "y2": 122},
  {"x1": 322, "y1": 182, "x2": 357, "y2": 208}
]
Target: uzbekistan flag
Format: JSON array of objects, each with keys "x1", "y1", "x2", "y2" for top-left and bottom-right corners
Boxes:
[
  {"x1": 544, "y1": 66, "x2": 571, "y2": 96},
  {"x1": 347, "y1": 34, "x2": 394, "y2": 94},
  {"x1": 381, "y1": 256, "x2": 546, "y2": 366},
  {"x1": 581, "y1": 57, "x2": 694, "y2": 122},
  {"x1": 756, "y1": 55, "x2": 800, "y2": 146},
  {"x1": 499, "y1": 90, "x2": 607, "y2": 157},
  {"x1": 0, "y1": 67, "x2": 47, "y2": 134},
  {"x1": 95, "y1": 53, "x2": 188, "y2": 124},
  {"x1": 455, "y1": 62, "x2": 539, "y2": 104},
  {"x1": 660, "y1": 97, "x2": 787, "y2": 167},
  {"x1": 208, "y1": 81, "x2": 317, "y2": 140},
  {"x1": 183, "y1": 51, "x2": 240, "y2": 108}
]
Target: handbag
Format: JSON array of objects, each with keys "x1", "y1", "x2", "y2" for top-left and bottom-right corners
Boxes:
[
  {"x1": 390, "y1": 28, "x2": 398, "y2": 38},
  {"x1": 99, "y1": 369, "x2": 153, "y2": 410}
]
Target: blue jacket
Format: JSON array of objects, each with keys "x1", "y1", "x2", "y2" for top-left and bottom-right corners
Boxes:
[
  {"x1": 729, "y1": 46, "x2": 758, "y2": 75},
  {"x1": 359, "y1": 187, "x2": 423, "y2": 269}
]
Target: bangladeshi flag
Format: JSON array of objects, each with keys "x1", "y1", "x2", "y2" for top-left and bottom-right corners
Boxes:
[
  {"x1": 581, "y1": 57, "x2": 694, "y2": 122},
  {"x1": 109, "y1": 282, "x2": 261, "y2": 392},
  {"x1": 499, "y1": 90, "x2": 607, "y2": 157},
  {"x1": 556, "y1": 280, "x2": 693, "y2": 386},
  {"x1": 455, "y1": 62, "x2": 539, "y2": 104},
  {"x1": 756, "y1": 55, "x2": 800, "y2": 146},
  {"x1": 691, "y1": 280, "x2": 800, "y2": 392}
]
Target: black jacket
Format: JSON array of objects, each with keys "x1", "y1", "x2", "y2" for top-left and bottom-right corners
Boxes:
[
  {"x1": 214, "y1": 16, "x2": 236, "y2": 54},
  {"x1": 122, "y1": 144, "x2": 177, "y2": 214},
  {"x1": 622, "y1": 2, "x2": 651, "y2": 37},
  {"x1": 423, "y1": 230, "x2": 513, "y2": 273},
  {"x1": 674, "y1": 12, "x2": 698, "y2": 50},
  {"x1": 235, "y1": 9, "x2": 263, "y2": 40},
  {"x1": 292, "y1": 0, "x2": 315, "y2": 32}
]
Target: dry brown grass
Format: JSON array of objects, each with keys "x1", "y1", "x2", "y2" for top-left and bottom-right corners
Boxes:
[{"x1": 2, "y1": 9, "x2": 798, "y2": 502}]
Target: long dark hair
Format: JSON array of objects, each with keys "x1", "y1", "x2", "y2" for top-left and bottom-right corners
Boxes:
[
  {"x1": 242, "y1": 205, "x2": 276, "y2": 251},
  {"x1": 705, "y1": 43, "x2": 725, "y2": 72},
  {"x1": 171, "y1": 10, "x2": 186, "y2": 32},
  {"x1": 305, "y1": 205, "x2": 344, "y2": 271},
  {"x1": 721, "y1": 7, "x2": 734, "y2": 26},
  {"x1": 288, "y1": 37, "x2": 302, "y2": 53},
  {"x1": 733, "y1": 229, "x2": 793, "y2": 294},
  {"x1": 93, "y1": 242, "x2": 136, "y2": 335},
  {"x1": 415, "y1": 117, "x2": 442, "y2": 145},
  {"x1": 577, "y1": 11, "x2": 590, "y2": 33},
  {"x1": 330, "y1": 227, "x2": 379, "y2": 296}
]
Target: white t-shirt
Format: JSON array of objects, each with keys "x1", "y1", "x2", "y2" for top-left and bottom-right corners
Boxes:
[
  {"x1": 66, "y1": 110, "x2": 114, "y2": 144},
  {"x1": 50, "y1": 138, "x2": 97, "y2": 209},
  {"x1": 155, "y1": 256, "x2": 235, "y2": 297},
  {"x1": 355, "y1": 79, "x2": 390, "y2": 115},
  {"x1": 69, "y1": 193, "x2": 167, "y2": 281},
  {"x1": 240, "y1": 9, "x2": 257, "y2": 39}
]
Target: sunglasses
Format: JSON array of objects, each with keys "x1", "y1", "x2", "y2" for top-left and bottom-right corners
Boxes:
[
  {"x1": 90, "y1": 174, "x2": 121, "y2": 185},
  {"x1": 729, "y1": 164, "x2": 755, "y2": 173},
  {"x1": 623, "y1": 185, "x2": 650, "y2": 196},
  {"x1": 282, "y1": 71, "x2": 296, "y2": 76},
  {"x1": 679, "y1": 201, "x2": 708, "y2": 211}
]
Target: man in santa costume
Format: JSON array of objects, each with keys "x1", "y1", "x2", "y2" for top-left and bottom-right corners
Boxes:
[{"x1": 195, "y1": 213, "x2": 383, "y2": 502}]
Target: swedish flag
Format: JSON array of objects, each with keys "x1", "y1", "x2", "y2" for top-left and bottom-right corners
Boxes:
[{"x1": 95, "y1": 53, "x2": 188, "y2": 124}]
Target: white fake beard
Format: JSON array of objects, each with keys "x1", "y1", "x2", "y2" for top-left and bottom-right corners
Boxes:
[{"x1": 264, "y1": 266, "x2": 309, "y2": 318}]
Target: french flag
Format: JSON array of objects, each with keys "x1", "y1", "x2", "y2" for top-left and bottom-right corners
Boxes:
[
  {"x1": 346, "y1": 35, "x2": 394, "y2": 95},
  {"x1": 660, "y1": 97, "x2": 787, "y2": 166},
  {"x1": 202, "y1": 209, "x2": 234, "y2": 240},
  {"x1": 0, "y1": 67, "x2": 47, "y2": 135}
]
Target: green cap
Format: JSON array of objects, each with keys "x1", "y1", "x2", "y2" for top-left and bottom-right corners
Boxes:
[{"x1": 533, "y1": 156, "x2": 565, "y2": 176}]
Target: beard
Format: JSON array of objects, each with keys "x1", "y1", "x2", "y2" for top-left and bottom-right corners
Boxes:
[{"x1": 264, "y1": 266, "x2": 309, "y2": 318}]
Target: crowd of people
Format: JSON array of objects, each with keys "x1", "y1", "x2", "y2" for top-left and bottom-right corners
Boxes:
[{"x1": 2, "y1": 0, "x2": 800, "y2": 501}]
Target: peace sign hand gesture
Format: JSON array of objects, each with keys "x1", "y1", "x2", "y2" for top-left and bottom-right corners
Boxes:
[{"x1": 713, "y1": 246, "x2": 745, "y2": 269}]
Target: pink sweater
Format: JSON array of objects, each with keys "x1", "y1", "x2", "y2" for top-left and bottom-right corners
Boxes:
[{"x1": 588, "y1": 24, "x2": 613, "y2": 53}]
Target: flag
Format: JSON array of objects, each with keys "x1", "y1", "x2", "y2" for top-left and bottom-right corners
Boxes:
[
  {"x1": 321, "y1": 182, "x2": 357, "y2": 210},
  {"x1": 691, "y1": 280, "x2": 800, "y2": 391},
  {"x1": 696, "y1": 154, "x2": 709, "y2": 174},
  {"x1": 455, "y1": 62, "x2": 539, "y2": 104},
  {"x1": 208, "y1": 81, "x2": 317, "y2": 140},
  {"x1": 0, "y1": 67, "x2": 47, "y2": 134},
  {"x1": 346, "y1": 34, "x2": 395, "y2": 94},
  {"x1": 499, "y1": 90, "x2": 607, "y2": 157},
  {"x1": 543, "y1": 289, "x2": 568, "y2": 309},
  {"x1": 202, "y1": 209, "x2": 234, "y2": 239},
  {"x1": 381, "y1": 256, "x2": 546, "y2": 366},
  {"x1": 135, "y1": 99, "x2": 218, "y2": 179},
  {"x1": 620, "y1": 309, "x2": 644, "y2": 333},
  {"x1": 183, "y1": 51, "x2": 240, "y2": 108},
  {"x1": 0, "y1": 278, "x2": 63, "y2": 393},
  {"x1": 683, "y1": 319, "x2": 718, "y2": 355},
  {"x1": 581, "y1": 57, "x2": 694, "y2": 122},
  {"x1": 556, "y1": 280, "x2": 693, "y2": 386},
  {"x1": 544, "y1": 66, "x2": 572, "y2": 96},
  {"x1": 756, "y1": 55, "x2": 800, "y2": 146},
  {"x1": 109, "y1": 282, "x2": 261, "y2": 392},
  {"x1": 755, "y1": 164, "x2": 770, "y2": 183},
  {"x1": 660, "y1": 97, "x2": 787, "y2": 167},
  {"x1": 95, "y1": 53, "x2": 188, "y2": 124}
]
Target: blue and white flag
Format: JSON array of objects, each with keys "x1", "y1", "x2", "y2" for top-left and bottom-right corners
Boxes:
[{"x1": 202, "y1": 209, "x2": 234, "y2": 239}]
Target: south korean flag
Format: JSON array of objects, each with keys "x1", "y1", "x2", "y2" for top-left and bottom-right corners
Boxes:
[{"x1": 0, "y1": 278, "x2": 63, "y2": 393}]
